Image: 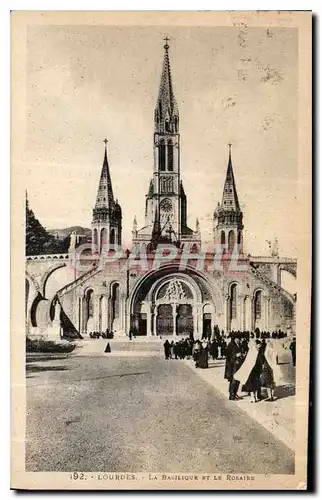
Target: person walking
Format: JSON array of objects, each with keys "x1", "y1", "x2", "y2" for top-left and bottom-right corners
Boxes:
[
  {"x1": 262, "y1": 340, "x2": 284, "y2": 401},
  {"x1": 289, "y1": 338, "x2": 296, "y2": 366},
  {"x1": 234, "y1": 340, "x2": 263, "y2": 403},
  {"x1": 224, "y1": 334, "x2": 242, "y2": 400},
  {"x1": 163, "y1": 339, "x2": 170, "y2": 360}
]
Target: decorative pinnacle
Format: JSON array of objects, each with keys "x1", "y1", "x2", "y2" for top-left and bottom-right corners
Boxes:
[
  {"x1": 103, "y1": 138, "x2": 108, "y2": 150},
  {"x1": 228, "y1": 142, "x2": 232, "y2": 162},
  {"x1": 163, "y1": 36, "x2": 170, "y2": 51}
]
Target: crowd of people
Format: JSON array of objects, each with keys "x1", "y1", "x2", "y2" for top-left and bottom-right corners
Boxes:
[
  {"x1": 162, "y1": 326, "x2": 296, "y2": 403},
  {"x1": 89, "y1": 329, "x2": 114, "y2": 339}
]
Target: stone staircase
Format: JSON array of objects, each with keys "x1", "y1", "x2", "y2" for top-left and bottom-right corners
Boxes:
[{"x1": 250, "y1": 265, "x2": 296, "y2": 304}]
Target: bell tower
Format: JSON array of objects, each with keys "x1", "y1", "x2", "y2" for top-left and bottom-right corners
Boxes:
[
  {"x1": 213, "y1": 144, "x2": 244, "y2": 253},
  {"x1": 92, "y1": 140, "x2": 122, "y2": 254},
  {"x1": 132, "y1": 39, "x2": 200, "y2": 249},
  {"x1": 150, "y1": 37, "x2": 181, "y2": 240}
]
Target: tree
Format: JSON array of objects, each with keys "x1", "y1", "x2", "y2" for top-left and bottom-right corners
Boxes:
[{"x1": 25, "y1": 194, "x2": 63, "y2": 255}]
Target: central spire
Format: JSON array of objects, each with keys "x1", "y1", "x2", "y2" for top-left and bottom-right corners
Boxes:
[{"x1": 154, "y1": 38, "x2": 179, "y2": 134}]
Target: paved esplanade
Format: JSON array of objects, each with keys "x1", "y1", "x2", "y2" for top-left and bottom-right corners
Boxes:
[{"x1": 26, "y1": 348, "x2": 294, "y2": 473}]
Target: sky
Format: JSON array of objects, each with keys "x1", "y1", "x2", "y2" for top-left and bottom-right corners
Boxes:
[{"x1": 25, "y1": 24, "x2": 298, "y2": 257}]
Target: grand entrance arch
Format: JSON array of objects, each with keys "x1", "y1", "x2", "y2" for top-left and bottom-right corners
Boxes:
[{"x1": 129, "y1": 265, "x2": 221, "y2": 339}]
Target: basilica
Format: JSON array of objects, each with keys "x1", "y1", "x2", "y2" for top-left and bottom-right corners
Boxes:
[{"x1": 25, "y1": 41, "x2": 296, "y2": 340}]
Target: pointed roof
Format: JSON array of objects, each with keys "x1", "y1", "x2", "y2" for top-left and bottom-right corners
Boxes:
[
  {"x1": 95, "y1": 141, "x2": 115, "y2": 210},
  {"x1": 221, "y1": 144, "x2": 241, "y2": 212},
  {"x1": 150, "y1": 205, "x2": 161, "y2": 248},
  {"x1": 154, "y1": 39, "x2": 179, "y2": 133},
  {"x1": 148, "y1": 179, "x2": 154, "y2": 197}
]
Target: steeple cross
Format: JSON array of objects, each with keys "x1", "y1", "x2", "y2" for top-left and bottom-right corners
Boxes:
[
  {"x1": 228, "y1": 142, "x2": 232, "y2": 151},
  {"x1": 103, "y1": 138, "x2": 108, "y2": 147},
  {"x1": 163, "y1": 36, "x2": 170, "y2": 49}
]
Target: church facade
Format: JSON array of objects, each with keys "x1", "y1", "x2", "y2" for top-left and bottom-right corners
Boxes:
[{"x1": 26, "y1": 41, "x2": 297, "y2": 340}]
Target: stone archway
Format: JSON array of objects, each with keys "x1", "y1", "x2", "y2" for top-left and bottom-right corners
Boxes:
[
  {"x1": 129, "y1": 265, "x2": 219, "y2": 339},
  {"x1": 40, "y1": 262, "x2": 67, "y2": 297}
]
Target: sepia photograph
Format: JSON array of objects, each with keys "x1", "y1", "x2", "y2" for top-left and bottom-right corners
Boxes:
[{"x1": 11, "y1": 10, "x2": 311, "y2": 490}]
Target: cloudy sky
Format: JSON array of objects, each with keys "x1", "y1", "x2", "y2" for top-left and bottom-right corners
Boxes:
[{"x1": 25, "y1": 24, "x2": 298, "y2": 256}]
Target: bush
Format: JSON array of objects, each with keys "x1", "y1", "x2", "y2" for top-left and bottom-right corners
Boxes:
[{"x1": 26, "y1": 338, "x2": 76, "y2": 353}]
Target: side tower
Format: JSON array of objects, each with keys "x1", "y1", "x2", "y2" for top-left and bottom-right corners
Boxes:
[
  {"x1": 92, "y1": 140, "x2": 122, "y2": 253},
  {"x1": 133, "y1": 39, "x2": 200, "y2": 248},
  {"x1": 213, "y1": 144, "x2": 244, "y2": 252}
]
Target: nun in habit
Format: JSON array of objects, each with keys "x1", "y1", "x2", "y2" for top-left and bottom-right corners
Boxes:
[
  {"x1": 261, "y1": 340, "x2": 284, "y2": 401},
  {"x1": 234, "y1": 340, "x2": 264, "y2": 403}
]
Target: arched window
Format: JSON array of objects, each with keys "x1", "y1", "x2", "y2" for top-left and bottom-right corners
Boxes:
[
  {"x1": 100, "y1": 228, "x2": 107, "y2": 252},
  {"x1": 86, "y1": 289, "x2": 94, "y2": 319},
  {"x1": 110, "y1": 228, "x2": 115, "y2": 245},
  {"x1": 159, "y1": 140, "x2": 165, "y2": 172},
  {"x1": 254, "y1": 290, "x2": 262, "y2": 320},
  {"x1": 93, "y1": 228, "x2": 98, "y2": 247},
  {"x1": 230, "y1": 284, "x2": 237, "y2": 320},
  {"x1": 111, "y1": 283, "x2": 120, "y2": 322},
  {"x1": 221, "y1": 231, "x2": 225, "y2": 245},
  {"x1": 228, "y1": 230, "x2": 235, "y2": 251},
  {"x1": 167, "y1": 140, "x2": 173, "y2": 171},
  {"x1": 237, "y1": 231, "x2": 242, "y2": 245}
]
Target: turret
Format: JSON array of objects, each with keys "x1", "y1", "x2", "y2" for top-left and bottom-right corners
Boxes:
[
  {"x1": 92, "y1": 140, "x2": 122, "y2": 253},
  {"x1": 213, "y1": 144, "x2": 243, "y2": 252}
]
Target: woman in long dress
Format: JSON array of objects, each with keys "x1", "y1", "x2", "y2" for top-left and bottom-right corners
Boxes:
[
  {"x1": 234, "y1": 341, "x2": 263, "y2": 403},
  {"x1": 261, "y1": 340, "x2": 284, "y2": 401}
]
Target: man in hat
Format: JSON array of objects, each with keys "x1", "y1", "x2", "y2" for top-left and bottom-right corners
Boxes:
[{"x1": 224, "y1": 333, "x2": 243, "y2": 400}]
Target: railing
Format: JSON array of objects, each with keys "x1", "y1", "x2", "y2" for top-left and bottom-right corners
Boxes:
[
  {"x1": 26, "y1": 253, "x2": 69, "y2": 261},
  {"x1": 56, "y1": 265, "x2": 101, "y2": 297},
  {"x1": 250, "y1": 256, "x2": 297, "y2": 264}
]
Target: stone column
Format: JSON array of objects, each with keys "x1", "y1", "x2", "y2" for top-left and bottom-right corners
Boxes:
[
  {"x1": 82, "y1": 296, "x2": 87, "y2": 335},
  {"x1": 251, "y1": 297, "x2": 255, "y2": 332},
  {"x1": 78, "y1": 296, "x2": 82, "y2": 333},
  {"x1": 237, "y1": 294, "x2": 244, "y2": 331},
  {"x1": 263, "y1": 296, "x2": 269, "y2": 331},
  {"x1": 225, "y1": 294, "x2": 230, "y2": 334},
  {"x1": 154, "y1": 142, "x2": 159, "y2": 174},
  {"x1": 241, "y1": 295, "x2": 246, "y2": 331},
  {"x1": 93, "y1": 295, "x2": 99, "y2": 331},
  {"x1": 172, "y1": 303, "x2": 177, "y2": 336},
  {"x1": 153, "y1": 306, "x2": 158, "y2": 336},
  {"x1": 147, "y1": 305, "x2": 152, "y2": 336},
  {"x1": 195, "y1": 303, "x2": 202, "y2": 339}
]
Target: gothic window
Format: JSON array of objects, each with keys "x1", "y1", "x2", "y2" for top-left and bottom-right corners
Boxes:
[
  {"x1": 230, "y1": 284, "x2": 237, "y2": 320},
  {"x1": 167, "y1": 140, "x2": 174, "y2": 171},
  {"x1": 111, "y1": 283, "x2": 120, "y2": 321},
  {"x1": 161, "y1": 176, "x2": 173, "y2": 194},
  {"x1": 254, "y1": 290, "x2": 262, "y2": 320},
  {"x1": 159, "y1": 140, "x2": 166, "y2": 171},
  {"x1": 93, "y1": 228, "x2": 98, "y2": 247},
  {"x1": 100, "y1": 228, "x2": 107, "y2": 251},
  {"x1": 221, "y1": 231, "x2": 225, "y2": 245},
  {"x1": 228, "y1": 230, "x2": 235, "y2": 251},
  {"x1": 110, "y1": 228, "x2": 115, "y2": 245},
  {"x1": 237, "y1": 231, "x2": 241, "y2": 245},
  {"x1": 86, "y1": 289, "x2": 94, "y2": 319}
]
